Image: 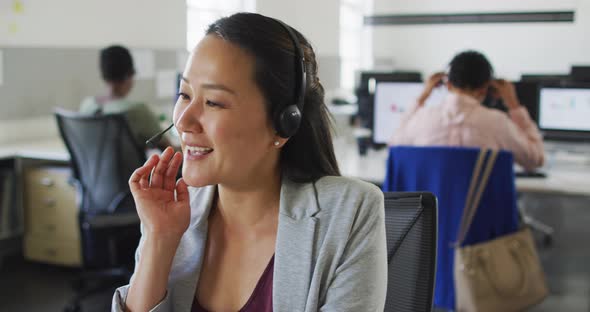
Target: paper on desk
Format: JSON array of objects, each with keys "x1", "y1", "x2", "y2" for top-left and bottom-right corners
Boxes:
[
  {"x1": 131, "y1": 49, "x2": 155, "y2": 79},
  {"x1": 156, "y1": 69, "x2": 177, "y2": 99}
]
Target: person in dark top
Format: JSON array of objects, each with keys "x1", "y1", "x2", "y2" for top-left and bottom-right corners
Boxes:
[{"x1": 80, "y1": 45, "x2": 170, "y2": 150}]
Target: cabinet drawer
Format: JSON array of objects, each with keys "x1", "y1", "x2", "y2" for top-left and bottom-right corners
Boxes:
[
  {"x1": 24, "y1": 167, "x2": 79, "y2": 241},
  {"x1": 24, "y1": 235, "x2": 82, "y2": 267},
  {"x1": 24, "y1": 167, "x2": 74, "y2": 197}
]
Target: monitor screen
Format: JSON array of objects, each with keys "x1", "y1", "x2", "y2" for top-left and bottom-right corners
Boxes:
[
  {"x1": 539, "y1": 86, "x2": 590, "y2": 132},
  {"x1": 514, "y1": 81, "x2": 540, "y2": 123},
  {"x1": 373, "y1": 82, "x2": 448, "y2": 144},
  {"x1": 356, "y1": 72, "x2": 422, "y2": 146}
]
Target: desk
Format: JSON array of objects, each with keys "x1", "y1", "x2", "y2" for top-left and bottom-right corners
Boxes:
[
  {"x1": 0, "y1": 139, "x2": 70, "y2": 263},
  {"x1": 333, "y1": 139, "x2": 590, "y2": 197},
  {"x1": 5, "y1": 138, "x2": 587, "y2": 196},
  {"x1": 0, "y1": 139, "x2": 69, "y2": 162}
]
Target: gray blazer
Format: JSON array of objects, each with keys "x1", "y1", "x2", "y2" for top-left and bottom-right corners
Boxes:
[{"x1": 112, "y1": 176, "x2": 387, "y2": 311}]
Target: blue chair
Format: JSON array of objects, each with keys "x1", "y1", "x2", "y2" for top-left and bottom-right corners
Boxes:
[{"x1": 383, "y1": 146, "x2": 519, "y2": 311}]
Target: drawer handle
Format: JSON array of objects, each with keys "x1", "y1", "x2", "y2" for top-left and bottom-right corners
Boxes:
[
  {"x1": 44, "y1": 198, "x2": 56, "y2": 207},
  {"x1": 40, "y1": 177, "x2": 54, "y2": 187},
  {"x1": 45, "y1": 248, "x2": 57, "y2": 257}
]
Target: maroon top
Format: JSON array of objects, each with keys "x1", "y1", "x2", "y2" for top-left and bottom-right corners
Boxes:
[{"x1": 192, "y1": 255, "x2": 274, "y2": 312}]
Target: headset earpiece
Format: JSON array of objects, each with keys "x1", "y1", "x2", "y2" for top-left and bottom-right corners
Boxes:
[
  {"x1": 277, "y1": 104, "x2": 302, "y2": 138},
  {"x1": 273, "y1": 19, "x2": 306, "y2": 138}
]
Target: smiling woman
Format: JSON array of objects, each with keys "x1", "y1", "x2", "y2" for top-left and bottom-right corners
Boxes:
[{"x1": 113, "y1": 12, "x2": 387, "y2": 312}]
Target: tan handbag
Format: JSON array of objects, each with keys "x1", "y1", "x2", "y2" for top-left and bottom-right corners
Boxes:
[{"x1": 454, "y1": 149, "x2": 549, "y2": 312}]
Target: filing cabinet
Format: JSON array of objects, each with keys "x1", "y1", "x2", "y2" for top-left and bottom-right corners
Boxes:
[{"x1": 23, "y1": 166, "x2": 81, "y2": 266}]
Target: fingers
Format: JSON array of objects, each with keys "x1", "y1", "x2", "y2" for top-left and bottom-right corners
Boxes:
[
  {"x1": 164, "y1": 152, "x2": 183, "y2": 191},
  {"x1": 150, "y1": 147, "x2": 175, "y2": 189},
  {"x1": 491, "y1": 79, "x2": 508, "y2": 88},
  {"x1": 432, "y1": 72, "x2": 446, "y2": 82},
  {"x1": 427, "y1": 72, "x2": 446, "y2": 90},
  {"x1": 129, "y1": 154, "x2": 159, "y2": 192},
  {"x1": 175, "y1": 178, "x2": 189, "y2": 202}
]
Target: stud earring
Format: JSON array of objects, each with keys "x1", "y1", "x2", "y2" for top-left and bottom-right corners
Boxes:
[{"x1": 274, "y1": 141, "x2": 280, "y2": 146}]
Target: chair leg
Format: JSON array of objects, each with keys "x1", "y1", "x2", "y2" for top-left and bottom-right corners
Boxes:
[
  {"x1": 522, "y1": 213, "x2": 554, "y2": 246},
  {"x1": 518, "y1": 198, "x2": 554, "y2": 247},
  {"x1": 64, "y1": 268, "x2": 130, "y2": 312},
  {"x1": 63, "y1": 300, "x2": 81, "y2": 312}
]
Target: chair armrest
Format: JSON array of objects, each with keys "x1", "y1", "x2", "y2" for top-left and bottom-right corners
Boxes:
[{"x1": 82, "y1": 212, "x2": 139, "y2": 229}]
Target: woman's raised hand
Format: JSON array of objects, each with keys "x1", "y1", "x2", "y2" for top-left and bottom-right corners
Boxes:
[{"x1": 129, "y1": 147, "x2": 190, "y2": 241}]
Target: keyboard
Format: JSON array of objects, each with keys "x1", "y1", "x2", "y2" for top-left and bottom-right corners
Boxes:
[{"x1": 515, "y1": 171, "x2": 547, "y2": 178}]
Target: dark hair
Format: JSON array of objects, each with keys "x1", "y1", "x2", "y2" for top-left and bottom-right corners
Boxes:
[
  {"x1": 206, "y1": 13, "x2": 340, "y2": 182},
  {"x1": 99, "y1": 45, "x2": 135, "y2": 82},
  {"x1": 448, "y1": 50, "x2": 494, "y2": 90}
]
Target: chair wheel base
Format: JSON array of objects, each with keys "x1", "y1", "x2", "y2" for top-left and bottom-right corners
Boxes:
[
  {"x1": 63, "y1": 302, "x2": 81, "y2": 312},
  {"x1": 543, "y1": 235, "x2": 553, "y2": 247}
]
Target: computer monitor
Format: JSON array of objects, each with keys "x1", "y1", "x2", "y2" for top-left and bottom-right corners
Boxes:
[
  {"x1": 521, "y1": 74, "x2": 571, "y2": 83},
  {"x1": 514, "y1": 81, "x2": 540, "y2": 123},
  {"x1": 516, "y1": 75, "x2": 572, "y2": 125},
  {"x1": 357, "y1": 71, "x2": 422, "y2": 94},
  {"x1": 571, "y1": 66, "x2": 590, "y2": 82},
  {"x1": 538, "y1": 83, "x2": 590, "y2": 141},
  {"x1": 372, "y1": 81, "x2": 448, "y2": 144},
  {"x1": 355, "y1": 72, "x2": 422, "y2": 147}
]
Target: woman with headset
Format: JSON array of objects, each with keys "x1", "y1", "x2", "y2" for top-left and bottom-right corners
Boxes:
[{"x1": 113, "y1": 13, "x2": 386, "y2": 312}]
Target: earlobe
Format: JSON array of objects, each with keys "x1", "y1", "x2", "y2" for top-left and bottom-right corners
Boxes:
[{"x1": 272, "y1": 137, "x2": 289, "y2": 148}]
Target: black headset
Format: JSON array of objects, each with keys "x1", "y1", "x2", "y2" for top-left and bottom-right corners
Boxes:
[
  {"x1": 146, "y1": 18, "x2": 307, "y2": 147},
  {"x1": 273, "y1": 19, "x2": 307, "y2": 138}
]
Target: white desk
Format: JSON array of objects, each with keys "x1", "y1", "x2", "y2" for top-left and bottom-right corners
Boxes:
[
  {"x1": 334, "y1": 139, "x2": 388, "y2": 184},
  {"x1": 515, "y1": 168, "x2": 590, "y2": 196},
  {"x1": 334, "y1": 139, "x2": 590, "y2": 197},
  {"x1": 0, "y1": 139, "x2": 69, "y2": 162},
  {"x1": 2, "y1": 138, "x2": 589, "y2": 197}
]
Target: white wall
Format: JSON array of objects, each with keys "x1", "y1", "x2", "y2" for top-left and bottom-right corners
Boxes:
[
  {"x1": 256, "y1": 0, "x2": 340, "y2": 57},
  {"x1": 255, "y1": 0, "x2": 342, "y2": 89},
  {"x1": 371, "y1": 0, "x2": 590, "y2": 80},
  {"x1": 0, "y1": 0, "x2": 186, "y2": 48}
]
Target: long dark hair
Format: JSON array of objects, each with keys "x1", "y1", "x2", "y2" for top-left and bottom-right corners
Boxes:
[{"x1": 206, "y1": 13, "x2": 340, "y2": 182}]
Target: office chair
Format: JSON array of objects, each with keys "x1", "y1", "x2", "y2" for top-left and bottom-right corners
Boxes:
[
  {"x1": 383, "y1": 192, "x2": 437, "y2": 312},
  {"x1": 383, "y1": 146, "x2": 520, "y2": 311},
  {"x1": 518, "y1": 195, "x2": 554, "y2": 246},
  {"x1": 55, "y1": 109, "x2": 144, "y2": 312}
]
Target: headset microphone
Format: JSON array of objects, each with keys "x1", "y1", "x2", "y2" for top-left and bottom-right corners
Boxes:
[{"x1": 146, "y1": 123, "x2": 174, "y2": 148}]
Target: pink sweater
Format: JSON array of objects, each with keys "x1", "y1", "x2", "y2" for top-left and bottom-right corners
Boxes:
[{"x1": 389, "y1": 93, "x2": 545, "y2": 171}]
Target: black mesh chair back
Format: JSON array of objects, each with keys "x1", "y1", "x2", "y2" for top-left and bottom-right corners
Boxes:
[
  {"x1": 55, "y1": 109, "x2": 145, "y2": 215},
  {"x1": 384, "y1": 192, "x2": 437, "y2": 312},
  {"x1": 55, "y1": 109, "x2": 145, "y2": 268}
]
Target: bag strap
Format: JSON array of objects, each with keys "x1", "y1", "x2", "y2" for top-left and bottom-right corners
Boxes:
[
  {"x1": 455, "y1": 149, "x2": 499, "y2": 246},
  {"x1": 454, "y1": 149, "x2": 486, "y2": 247}
]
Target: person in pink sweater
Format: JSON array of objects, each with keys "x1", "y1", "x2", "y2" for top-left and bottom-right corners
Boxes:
[{"x1": 389, "y1": 50, "x2": 544, "y2": 171}]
